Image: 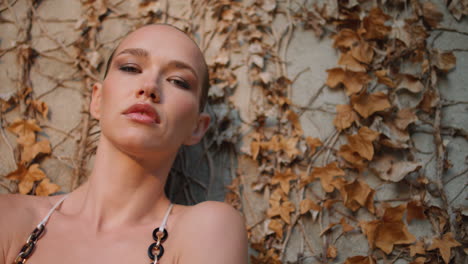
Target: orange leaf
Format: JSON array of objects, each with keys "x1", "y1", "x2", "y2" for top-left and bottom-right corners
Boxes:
[
  {"x1": 35, "y1": 178, "x2": 60, "y2": 196},
  {"x1": 351, "y1": 91, "x2": 391, "y2": 118},
  {"x1": 344, "y1": 255, "x2": 376, "y2": 264},
  {"x1": 351, "y1": 41, "x2": 373, "y2": 64},
  {"x1": 268, "y1": 219, "x2": 284, "y2": 239},
  {"x1": 334, "y1": 104, "x2": 359, "y2": 131},
  {"x1": 407, "y1": 200, "x2": 426, "y2": 223},
  {"x1": 31, "y1": 100, "x2": 49, "y2": 118},
  {"x1": 311, "y1": 162, "x2": 345, "y2": 192},
  {"x1": 299, "y1": 199, "x2": 321, "y2": 215},
  {"x1": 340, "y1": 217, "x2": 355, "y2": 233},
  {"x1": 338, "y1": 52, "x2": 367, "y2": 72},
  {"x1": 7, "y1": 119, "x2": 41, "y2": 146},
  {"x1": 427, "y1": 232, "x2": 461, "y2": 264},
  {"x1": 21, "y1": 140, "x2": 51, "y2": 163},
  {"x1": 341, "y1": 180, "x2": 375, "y2": 212},
  {"x1": 326, "y1": 68, "x2": 372, "y2": 95},
  {"x1": 409, "y1": 240, "x2": 426, "y2": 257},
  {"x1": 271, "y1": 169, "x2": 296, "y2": 194},
  {"x1": 327, "y1": 245, "x2": 337, "y2": 259},
  {"x1": 16, "y1": 164, "x2": 47, "y2": 194},
  {"x1": 305, "y1": 136, "x2": 322, "y2": 155}
]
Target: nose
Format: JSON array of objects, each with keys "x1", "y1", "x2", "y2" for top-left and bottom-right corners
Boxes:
[{"x1": 137, "y1": 80, "x2": 160, "y2": 103}]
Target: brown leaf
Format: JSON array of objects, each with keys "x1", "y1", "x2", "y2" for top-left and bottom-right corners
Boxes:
[
  {"x1": 361, "y1": 205, "x2": 416, "y2": 254},
  {"x1": 419, "y1": 89, "x2": 439, "y2": 113},
  {"x1": 427, "y1": 232, "x2": 461, "y2": 264},
  {"x1": 300, "y1": 199, "x2": 321, "y2": 215},
  {"x1": 310, "y1": 162, "x2": 345, "y2": 192},
  {"x1": 16, "y1": 164, "x2": 47, "y2": 194},
  {"x1": 431, "y1": 50, "x2": 456, "y2": 72},
  {"x1": 396, "y1": 74, "x2": 424, "y2": 93},
  {"x1": 362, "y1": 8, "x2": 391, "y2": 40},
  {"x1": 35, "y1": 178, "x2": 60, "y2": 196},
  {"x1": 344, "y1": 256, "x2": 376, "y2": 264},
  {"x1": 351, "y1": 41, "x2": 374, "y2": 64},
  {"x1": 268, "y1": 219, "x2": 284, "y2": 239},
  {"x1": 267, "y1": 191, "x2": 296, "y2": 224},
  {"x1": 409, "y1": 257, "x2": 426, "y2": 264},
  {"x1": 7, "y1": 119, "x2": 41, "y2": 146},
  {"x1": 31, "y1": 100, "x2": 49, "y2": 118},
  {"x1": 409, "y1": 240, "x2": 426, "y2": 257},
  {"x1": 341, "y1": 180, "x2": 375, "y2": 212},
  {"x1": 339, "y1": 127, "x2": 380, "y2": 167},
  {"x1": 338, "y1": 52, "x2": 367, "y2": 72},
  {"x1": 5, "y1": 164, "x2": 28, "y2": 181},
  {"x1": 370, "y1": 155, "x2": 421, "y2": 182},
  {"x1": 351, "y1": 91, "x2": 391, "y2": 118},
  {"x1": 271, "y1": 169, "x2": 296, "y2": 194},
  {"x1": 286, "y1": 109, "x2": 303, "y2": 135},
  {"x1": 21, "y1": 140, "x2": 51, "y2": 163},
  {"x1": 422, "y1": 2, "x2": 443, "y2": 28},
  {"x1": 327, "y1": 245, "x2": 337, "y2": 259},
  {"x1": 326, "y1": 68, "x2": 371, "y2": 95},
  {"x1": 370, "y1": 116, "x2": 410, "y2": 149},
  {"x1": 305, "y1": 136, "x2": 322, "y2": 155},
  {"x1": 375, "y1": 69, "x2": 396, "y2": 88},
  {"x1": 407, "y1": 200, "x2": 426, "y2": 223},
  {"x1": 333, "y1": 29, "x2": 359, "y2": 49},
  {"x1": 338, "y1": 145, "x2": 367, "y2": 170},
  {"x1": 340, "y1": 217, "x2": 355, "y2": 233},
  {"x1": 334, "y1": 104, "x2": 359, "y2": 131},
  {"x1": 395, "y1": 108, "x2": 418, "y2": 130}
]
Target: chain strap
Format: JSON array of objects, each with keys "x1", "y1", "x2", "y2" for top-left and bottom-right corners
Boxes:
[
  {"x1": 13, "y1": 224, "x2": 45, "y2": 264},
  {"x1": 147, "y1": 227, "x2": 168, "y2": 264}
]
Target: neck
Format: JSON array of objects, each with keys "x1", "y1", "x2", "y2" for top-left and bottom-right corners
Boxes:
[{"x1": 69, "y1": 136, "x2": 176, "y2": 231}]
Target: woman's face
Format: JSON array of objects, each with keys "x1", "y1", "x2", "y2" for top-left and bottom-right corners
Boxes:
[{"x1": 90, "y1": 25, "x2": 210, "y2": 157}]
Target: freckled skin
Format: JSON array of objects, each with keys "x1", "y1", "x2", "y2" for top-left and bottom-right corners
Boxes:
[{"x1": 0, "y1": 25, "x2": 247, "y2": 264}]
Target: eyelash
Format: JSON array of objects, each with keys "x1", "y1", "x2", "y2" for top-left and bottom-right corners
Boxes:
[
  {"x1": 119, "y1": 65, "x2": 141, "y2": 73},
  {"x1": 118, "y1": 64, "x2": 191, "y2": 90}
]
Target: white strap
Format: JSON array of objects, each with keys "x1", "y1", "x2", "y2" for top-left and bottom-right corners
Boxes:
[
  {"x1": 38, "y1": 194, "x2": 69, "y2": 227},
  {"x1": 153, "y1": 203, "x2": 173, "y2": 264}
]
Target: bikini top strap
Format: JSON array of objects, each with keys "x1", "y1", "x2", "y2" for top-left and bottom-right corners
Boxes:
[
  {"x1": 158, "y1": 203, "x2": 174, "y2": 232},
  {"x1": 38, "y1": 194, "x2": 69, "y2": 228}
]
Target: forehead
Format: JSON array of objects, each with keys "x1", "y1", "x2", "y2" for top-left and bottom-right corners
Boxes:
[{"x1": 115, "y1": 25, "x2": 205, "y2": 76}]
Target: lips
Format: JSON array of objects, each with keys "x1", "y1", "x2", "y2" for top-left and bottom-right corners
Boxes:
[{"x1": 123, "y1": 103, "x2": 160, "y2": 124}]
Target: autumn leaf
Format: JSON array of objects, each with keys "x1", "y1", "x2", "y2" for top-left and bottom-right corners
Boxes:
[
  {"x1": 271, "y1": 169, "x2": 296, "y2": 194},
  {"x1": 340, "y1": 217, "x2": 355, "y2": 233},
  {"x1": 351, "y1": 41, "x2": 374, "y2": 64},
  {"x1": 35, "y1": 178, "x2": 60, "y2": 196},
  {"x1": 362, "y1": 8, "x2": 391, "y2": 40},
  {"x1": 268, "y1": 219, "x2": 284, "y2": 239},
  {"x1": 396, "y1": 74, "x2": 424, "y2": 93},
  {"x1": 338, "y1": 144, "x2": 367, "y2": 170},
  {"x1": 338, "y1": 52, "x2": 367, "y2": 72},
  {"x1": 409, "y1": 257, "x2": 426, "y2": 264},
  {"x1": 21, "y1": 140, "x2": 52, "y2": 163},
  {"x1": 419, "y1": 89, "x2": 439, "y2": 113},
  {"x1": 407, "y1": 200, "x2": 426, "y2": 223},
  {"x1": 344, "y1": 255, "x2": 376, "y2": 264},
  {"x1": 339, "y1": 127, "x2": 380, "y2": 169},
  {"x1": 394, "y1": 108, "x2": 418, "y2": 130},
  {"x1": 31, "y1": 100, "x2": 49, "y2": 118},
  {"x1": 7, "y1": 119, "x2": 41, "y2": 146},
  {"x1": 427, "y1": 232, "x2": 461, "y2": 264},
  {"x1": 285, "y1": 109, "x2": 303, "y2": 135},
  {"x1": 267, "y1": 189, "x2": 296, "y2": 224},
  {"x1": 409, "y1": 240, "x2": 426, "y2": 257},
  {"x1": 360, "y1": 204, "x2": 416, "y2": 254},
  {"x1": 326, "y1": 68, "x2": 371, "y2": 95},
  {"x1": 6, "y1": 164, "x2": 47, "y2": 194},
  {"x1": 351, "y1": 91, "x2": 391, "y2": 118},
  {"x1": 431, "y1": 50, "x2": 456, "y2": 72},
  {"x1": 422, "y1": 2, "x2": 443, "y2": 28},
  {"x1": 299, "y1": 199, "x2": 321, "y2": 215},
  {"x1": 332, "y1": 29, "x2": 359, "y2": 49},
  {"x1": 327, "y1": 245, "x2": 337, "y2": 259},
  {"x1": 370, "y1": 155, "x2": 421, "y2": 182},
  {"x1": 311, "y1": 162, "x2": 345, "y2": 192},
  {"x1": 375, "y1": 69, "x2": 396, "y2": 88},
  {"x1": 334, "y1": 104, "x2": 359, "y2": 131},
  {"x1": 340, "y1": 179, "x2": 375, "y2": 212},
  {"x1": 305, "y1": 136, "x2": 322, "y2": 155}
]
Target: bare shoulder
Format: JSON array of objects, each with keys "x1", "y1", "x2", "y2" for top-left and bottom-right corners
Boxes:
[
  {"x1": 176, "y1": 201, "x2": 248, "y2": 264},
  {"x1": 0, "y1": 194, "x2": 52, "y2": 262}
]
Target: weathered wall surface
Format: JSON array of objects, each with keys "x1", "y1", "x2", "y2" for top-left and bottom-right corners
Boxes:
[{"x1": 0, "y1": 0, "x2": 466, "y2": 263}]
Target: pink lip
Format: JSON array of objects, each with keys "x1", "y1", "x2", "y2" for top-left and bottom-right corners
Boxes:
[{"x1": 123, "y1": 103, "x2": 160, "y2": 124}]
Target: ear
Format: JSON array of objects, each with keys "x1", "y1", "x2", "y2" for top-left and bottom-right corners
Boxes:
[
  {"x1": 90, "y1": 82, "x2": 103, "y2": 120},
  {"x1": 183, "y1": 113, "x2": 211, "y2": 146}
]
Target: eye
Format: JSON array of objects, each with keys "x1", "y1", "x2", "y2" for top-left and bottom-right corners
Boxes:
[
  {"x1": 169, "y1": 78, "x2": 191, "y2": 90},
  {"x1": 119, "y1": 64, "x2": 141, "y2": 73}
]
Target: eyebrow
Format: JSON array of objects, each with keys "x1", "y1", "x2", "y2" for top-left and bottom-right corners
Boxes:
[{"x1": 116, "y1": 48, "x2": 199, "y2": 80}]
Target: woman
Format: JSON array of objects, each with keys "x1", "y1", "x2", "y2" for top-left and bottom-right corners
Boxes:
[{"x1": 0, "y1": 24, "x2": 248, "y2": 264}]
